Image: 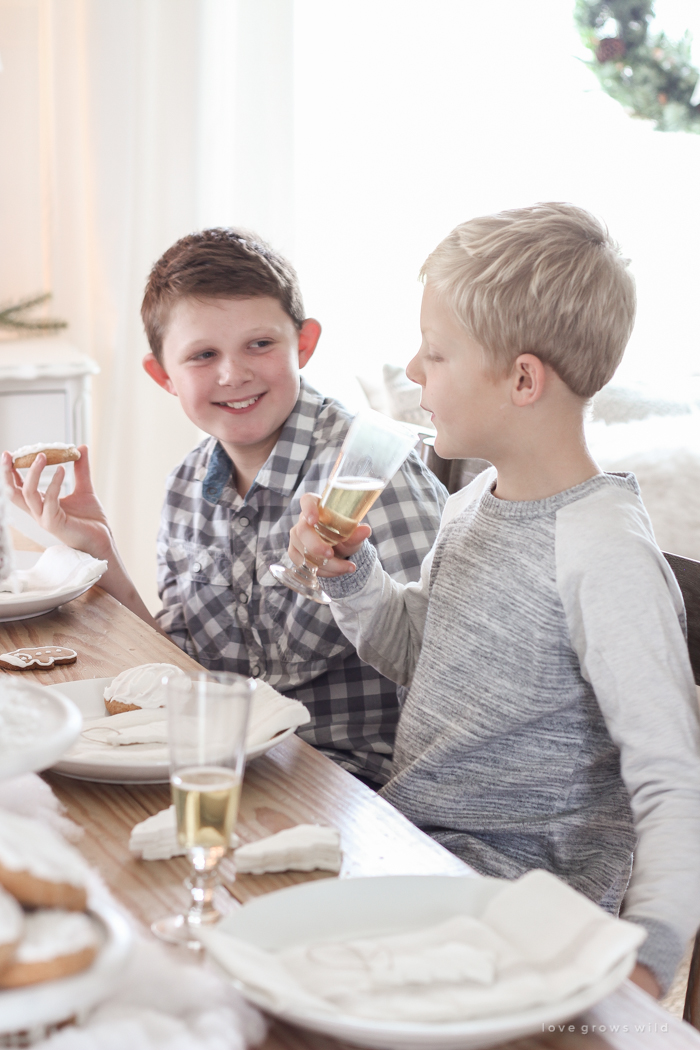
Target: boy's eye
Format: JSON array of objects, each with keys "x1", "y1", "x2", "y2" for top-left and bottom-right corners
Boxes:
[
  {"x1": 250, "y1": 339, "x2": 274, "y2": 350},
  {"x1": 192, "y1": 349, "x2": 216, "y2": 361}
]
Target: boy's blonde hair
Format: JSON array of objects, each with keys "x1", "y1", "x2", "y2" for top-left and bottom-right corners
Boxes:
[{"x1": 420, "y1": 203, "x2": 636, "y2": 399}]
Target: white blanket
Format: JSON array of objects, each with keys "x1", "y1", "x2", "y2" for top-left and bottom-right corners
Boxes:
[
  {"x1": 202, "y1": 869, "x2": 646, "y2": 1024},
  {"x1": 0, "y1": 545, "x2": 107, "y2": 596}
]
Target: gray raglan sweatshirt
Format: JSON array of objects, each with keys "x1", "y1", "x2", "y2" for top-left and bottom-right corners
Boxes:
[{"x1": 323, "y1": 469, "x2": 700, "y2": 991}]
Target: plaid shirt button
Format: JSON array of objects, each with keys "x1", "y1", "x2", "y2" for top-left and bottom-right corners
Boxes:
[{"x1": 155, "y1": 380, "x2": 447, "y2": 785}]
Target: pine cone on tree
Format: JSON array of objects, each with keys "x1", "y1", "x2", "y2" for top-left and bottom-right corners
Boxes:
[{"x1": 596, "y1": 37, "x2": 627, "y2": 62}]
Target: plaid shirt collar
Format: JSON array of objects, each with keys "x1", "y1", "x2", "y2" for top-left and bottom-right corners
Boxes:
[{"x1": 202, "y1": 379, "x2": 329, "y2": 505}]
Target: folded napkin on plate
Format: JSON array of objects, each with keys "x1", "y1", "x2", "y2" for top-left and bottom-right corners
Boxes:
[
  {"x1": 130, "y1": 805, "x2": 241, "y2": 861},
  {"x1": 0, "y1": 544, "x2": 107, "y2": 596},
  {"x1": 247, "y1": 680, "x2": 310, "y2": 747},
  {"x1": 82, "y1": 709, "x2": 168, "y2": 746},
  {"x1": 201, "y1": 869, "x2": 646, "y2": 1024},
  {"x1": 234, "y1": 825, "x2": 341, "y2": 874},
  {"x1": 74, "y1": 682, "x2": 309, "y2": 753}
]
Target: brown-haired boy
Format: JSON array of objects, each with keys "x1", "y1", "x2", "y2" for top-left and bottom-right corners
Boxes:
[
  {"x1": 289, "y1": 203, "x2": 700, "y2": 995},
  {"x1": 2, "y1": 228, "x2": 446, "y2": 784}
]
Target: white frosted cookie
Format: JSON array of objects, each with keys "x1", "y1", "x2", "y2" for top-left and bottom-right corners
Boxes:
[
  {"x1": 11, "y1": 443, "x2": 81, "y2": 470},
  {"x1": 0, "y1": 810, "x2": 90, "y2": 911},
  {"x1": 0, "y1": 887, "x2": 23, "y2": 973},
  {"x1": 0, "y1": 909, "x2": 98, "y2": 988},
  {"x1": 103, "y1": 663, "x2": 187, "y2": 715}
]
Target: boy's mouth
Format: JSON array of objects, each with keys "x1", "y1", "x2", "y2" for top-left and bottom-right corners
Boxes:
[{"x1": 216, "y1": 394, "x2": 263, "y2": 411}]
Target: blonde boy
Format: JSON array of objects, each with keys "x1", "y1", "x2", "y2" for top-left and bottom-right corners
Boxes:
[{"x1": 289, "y1": 203, "x2": 700, "y2": 995}]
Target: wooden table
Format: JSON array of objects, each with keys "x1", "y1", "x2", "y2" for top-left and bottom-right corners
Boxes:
[{"x1": 1, "y1": 566, "x2": 697, "y2": 1048}]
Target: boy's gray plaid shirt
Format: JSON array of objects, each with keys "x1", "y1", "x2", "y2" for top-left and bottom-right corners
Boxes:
[{"x1": 156, "y1": 380, "x2": 447, "y2": 784}]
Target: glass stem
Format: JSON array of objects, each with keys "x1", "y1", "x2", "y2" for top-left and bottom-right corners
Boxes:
[
  {"x1": 296, "y1": 559, "x2": 320, "y2": 586},
  {"x1": 185, "y1": 845, "x2": 224, "y2": 927}
]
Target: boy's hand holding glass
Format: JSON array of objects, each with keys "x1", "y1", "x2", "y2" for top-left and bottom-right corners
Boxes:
[
  {"x1": 271, "y1": 411, "x2": 417, "y2": 604},
  {"x1": 288, "y1": 492, "x2": 370, "y2": 578}
]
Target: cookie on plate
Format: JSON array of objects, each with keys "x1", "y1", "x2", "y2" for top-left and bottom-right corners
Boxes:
[
  {"x1": 0, "y1": 887, "x2": 23, "y2": 975},
  {"x1": 0, "y1": 811, "x2": 90, "y2": 912},
  {"x1": 103, "y1": 663, "x2": 187, "y2": 715},
  {"x1": 0, "y1": 909, "x2": 98, "y2": 988}
]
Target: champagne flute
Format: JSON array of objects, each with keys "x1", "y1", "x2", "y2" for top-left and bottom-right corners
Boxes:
[
  {"x1": 151, "y1": 670, "x2": 252, "y2": 949},
  {"x1": 270, "y1": 411, "x2": 417, "y2": 604}
]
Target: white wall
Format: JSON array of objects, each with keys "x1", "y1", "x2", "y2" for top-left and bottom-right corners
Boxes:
[{"x1": 294, "y1": 0, "x2": 700, "y2": 406}]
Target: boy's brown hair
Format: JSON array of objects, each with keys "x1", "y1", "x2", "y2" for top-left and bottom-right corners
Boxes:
[
  {"x1": 141, "y1": 228, "x2": 305, "y2": 362},
  {"x1": 421, "y1": 203, "x2": 636, "y2": 399}
]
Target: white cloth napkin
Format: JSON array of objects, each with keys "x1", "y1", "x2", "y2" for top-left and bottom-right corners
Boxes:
[
  {"x1": 246, "y1": 679, "x2": 310, "y2": 747},
  {"x1": 234, "y1": 825, "x2": 342, "y2": 874},
  {"x1": 129, "y1": 805, "x2": 241, "y2": 861},
  {"x1": 68, "y1": 682, "x2": 310, "y2": 765},
  {"x1": 0, "y1": 544, "x2": 107, "y2": 596},
  {"x1": 201, "y1": 869, "x2": 647, "y2": 1024}
]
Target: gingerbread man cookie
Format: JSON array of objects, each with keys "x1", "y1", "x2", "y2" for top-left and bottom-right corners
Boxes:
[{"x1": 0, "y1": 647, "x2": 77, "y2": 671}]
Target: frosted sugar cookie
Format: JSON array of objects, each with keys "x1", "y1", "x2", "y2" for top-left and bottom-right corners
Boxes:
[
  {"x1": 103, "y1": 663, "x2": 187, "y2": 715},
  {"x1": 0, "y1": 910, "x2": 97, "y2": 988},
  {"x1": 0, "y1": 811, "x2": 90, "y2": 911},
  {"x1": 0, "y1": 887, "x2": 23, "y2": 974},
  {"x1": 11, "y1": 443, "x2": 81, "y2": 470}
]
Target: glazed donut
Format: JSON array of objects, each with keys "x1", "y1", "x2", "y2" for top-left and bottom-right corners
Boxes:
[{"x1": 11, "y1": 443, "x2": 81, "y2": 469}]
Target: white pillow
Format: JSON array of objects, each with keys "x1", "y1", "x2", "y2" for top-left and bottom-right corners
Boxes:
[
  {"x1": 587, "y1": 414, "x2": 700, "y2": 560},
  {"x1": 355, "y1": 373, "x2": 389, "y2": 415},
  {"x1": 382, "y1": 364, "x2": 432, "y2": 427}
]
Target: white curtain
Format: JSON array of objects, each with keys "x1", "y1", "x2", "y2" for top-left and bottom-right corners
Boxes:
[{"x1": 0, "y1": 0, "x2": 294, "y2": 611}]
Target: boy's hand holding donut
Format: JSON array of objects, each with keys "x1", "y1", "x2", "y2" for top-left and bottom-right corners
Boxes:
[
  {"x1": 289, "y1": 492, "x2": 371, "y2": 578},
  {"x1": 1, "y1": 445, "x2": 113, "y2": 562}
]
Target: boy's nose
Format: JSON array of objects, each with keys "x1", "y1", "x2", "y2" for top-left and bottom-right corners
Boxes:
[
  {"x1": 217, "y1": 357, "x2": 254, "y2": 387},
  {"x1": 406, "y1": 353, "x2": 423, "y2": 386}
]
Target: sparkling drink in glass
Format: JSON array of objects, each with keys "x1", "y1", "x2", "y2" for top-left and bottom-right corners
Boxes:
[
  {"x1": 270, "y1": 411, "x2": 417, "y2": 604},
  {"x1": 151, "y1": 670, "x2": 252, "y2": 949}
]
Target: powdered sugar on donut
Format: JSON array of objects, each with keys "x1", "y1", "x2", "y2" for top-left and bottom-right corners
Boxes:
[
  {"x1": 0, "y1": 810, "x2": 90, "y2": 888},
  {"x1": 14, "y1": 909, "x2": 97, "y2": 963},
  {"x1": 104, "y1": 664, "x2": 187, "y2": 711}
]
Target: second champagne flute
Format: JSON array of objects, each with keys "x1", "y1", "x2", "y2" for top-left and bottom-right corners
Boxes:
[
  {"x1": 151, "y1": 670, "x2": 252, "y2": 949},
  {"x1": 270, "y1": 411, "x2": 417, "y2": 604}
]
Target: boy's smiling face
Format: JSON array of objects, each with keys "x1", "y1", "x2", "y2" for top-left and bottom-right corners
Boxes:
[
  {"x1": 144, "y1": 296, "x2": 320, "y2": 467},
  {"x1": 407, "y1": 282, "x2": 509, "y2": 461}
]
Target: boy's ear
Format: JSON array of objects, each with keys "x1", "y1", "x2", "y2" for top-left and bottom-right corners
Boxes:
[
  {"x1": 511, "y1": 354, "x2": 547, "y2": 407},
  {"x1": 297, "y1": 318, "x2": 322, "y2": 369},
  {"x1": 143, "y1": 353, "x2": 176, "y2": 396}
]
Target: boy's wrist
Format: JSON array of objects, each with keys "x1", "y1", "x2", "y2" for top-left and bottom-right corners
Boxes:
[{"x1": 321, "y1": 541, "x2": 376, "y2": 599}]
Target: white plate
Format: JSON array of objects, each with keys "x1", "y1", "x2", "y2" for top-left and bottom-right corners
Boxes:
[
  {"x1": 50, "y1": 677, "x2": 296, "y2": 784},
  {"x1": 0, "y1": 899, "x2": 133, "y2": 1036},
  {"x1": 0, "y1": 680, "x2": 82, "y2": 781},
  {"x1": 0, "y1": 579, "x2": 102, "y2": 623},
  {"x1": 213, "y1": 876, "x2": 637, "y2": 1050}
]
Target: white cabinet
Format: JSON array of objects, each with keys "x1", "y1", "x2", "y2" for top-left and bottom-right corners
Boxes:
[{"x1": 0, "y1": 338, "x2": 99, "y2": 454}]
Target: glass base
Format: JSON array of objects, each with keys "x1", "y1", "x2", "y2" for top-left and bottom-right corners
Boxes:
[
  {"x1": 269, "y1": 562, "x2": 332, "y2": 605},
  {"x1": 151, "y1": 911, "x2": 220, "y2": 950}
]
